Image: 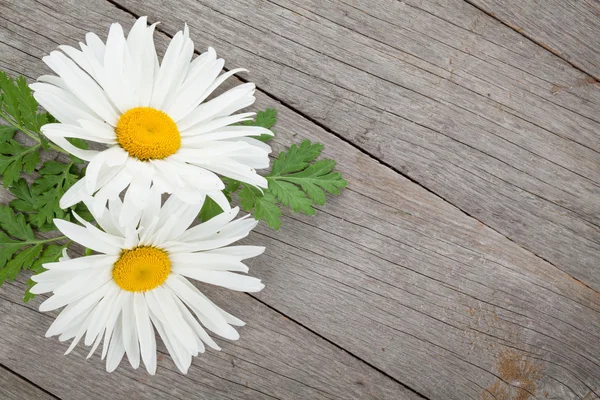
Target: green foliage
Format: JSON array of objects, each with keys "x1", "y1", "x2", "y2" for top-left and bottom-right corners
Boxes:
[
  {"x1": 242, "y1": 108, "x2": 277, "y2": 142},
  {"x1": 0, "y1": 126, "x2": 40, "y2": 187},
  {"x1": 239, "y1": 140, "x2": 346, "y2": 229},
  {"x1": 0, "y1": 72, "x2": 52, "y2": 135},
  {"x1": 0, "y1": 71, "x2": 76, "y2": 300},
  {"x1": 10, "y1": 161, "x2": 90, "y2": 231},
  {"x1": 0, "y1": 204, "x2": 67, "y2": 300},
  {"x1": 239, "y1": 186, "x2": 283, "y2": 230}
]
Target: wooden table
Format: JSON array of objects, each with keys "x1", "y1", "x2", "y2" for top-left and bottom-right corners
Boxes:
[{"x1": 0, "y1": 0, "x2": 599, "y2": 399}]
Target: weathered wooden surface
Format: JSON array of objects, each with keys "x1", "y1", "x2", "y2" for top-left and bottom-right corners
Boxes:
[
  {"x1": 0, "y1": 365, "x2": 56, "y2": 400},
  {"x1": 0, "y1": 0, "x2": 599, "y2": 399},
  {"x1": 466, "y1": 0, "x2": 600, "y2": 80},
  {"x1": 115, "y1": 0, "x2": 600, "y2": 292}
]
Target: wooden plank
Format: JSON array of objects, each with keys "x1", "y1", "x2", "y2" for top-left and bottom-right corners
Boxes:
[
  {"x1": 0, "y1": 365, "x2": 57, "y2": 400},
  {"x1": 1, "y1": 0, "x2": 600, "y2": 399},
  {"x1": 110, "y1": 0, "x2": 600, "y2": 291},
  {"x1": 0, "y1": 268, "x2": 416, "y2": 400},
  {"x1": 465, "y1": 0, "x2": 600, "y2": 80}
]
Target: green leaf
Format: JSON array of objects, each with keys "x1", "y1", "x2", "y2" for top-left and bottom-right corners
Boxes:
[
  {"x1": 67, "y1": 137, "x2": 89, "y2": 150},
  {"x1": 0, "y1": 71, "x2": 23, "y2": 125},
  {"x1": 236, "y1": 140, "x2": 346, "y2": 230},
  {"x1": 0, "y1": 126, "x2": 17, "y2": 141},
  {"x1": 275, "y1": 160, "x2": 346, "y2": 205},
  {"x1": 0, "y1": 205, "x2": 34, "y2": 240},
  {"x1": 0, "y1": 204, "x2": 67, "y2": 299},
  {"x1": 24, "y1": 160, "x2": 81, "y2": 228},
  {"x1": 241, "y1": 108, "x2": 277, "y2": 142},
  {"x1": 268, "y1": 180, "x2": 315, "y2": 215},
  {"x1": 0, "y1": 243, "x2": 42, "y2": 285},
  {"x1": 253, "y1": 192, "x2": 282, "y2": 230},
  {"x1": 0, "y1": 232, "x2": 22, "y2": 266},
  {"x1": 271, "y1": 140, "x2": 324, "y2": 176},
  {"x1": 238, "y1": 186, "x2": 282, "y2": 230},
  {"x1": 0, "y1": 139, "x2": 40, "y2": 187},
  {"x1": 198, "y1": 196, "x2": 225, "y2": 222}
]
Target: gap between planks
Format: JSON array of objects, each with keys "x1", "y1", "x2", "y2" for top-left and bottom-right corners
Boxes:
[
  {"x1": 0, "y1": 363, "x2": 61, "y2": 400},
  {"x1": 461, "y1": 0, "x2": 600, "y2": 83},
  {"x1": 106, "y1": 0, "x2": 600, "y2": 299}
]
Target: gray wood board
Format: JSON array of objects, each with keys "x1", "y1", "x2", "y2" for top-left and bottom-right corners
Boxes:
[
  {"x1": 0, "y1": 0, "x2": 599, "y2": 399},
  {"x1": 466, "y1": 0, "x2": 600, "y2": 80},
  {"x1": 0, "y1": 261, "x2": 415, "y2": 400},
  {"x1": 111, "y1": 0, "x2": 600, "y2": 291},
  {"x1": 0, "y1": 365, "x2": 56, "y2": 400}
]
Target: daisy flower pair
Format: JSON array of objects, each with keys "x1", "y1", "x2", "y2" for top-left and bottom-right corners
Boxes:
[{"x1": 29, "y1": 17, "x2": 269, "y2": 374}]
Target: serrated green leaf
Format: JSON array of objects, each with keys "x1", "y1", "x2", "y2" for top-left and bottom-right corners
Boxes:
[
  {"x1": 31, "y1": 244, "x2": 65, "y2": 273},
  {"x1": 238, "y1": 186, "x2": 283, "y2": 229},
  {"x1": 0, "y1": 71, "x2": 23, "y2": 125},
  {"x1": 38, "y1": 160, "x2": 70, "y2": 175},
  {"x1": 254, "y1": 193, "x2": 282, "y2": 230},
  {"x1": 0, "y1": 139, "x2": 40, "y2": 187},
  {"x1": 0, "y1": 205, "x2": 34, "y2": 240},
  {"x1": 275, "y1": 159, "x2": 346, "y2": 205},
  {"x1": 9, "y1": 178, "x2": 37, "y2": 214},
  {"x1": 236, "y1": 139, "x2": 345, "y2": 229},
  {"x1": 0, "y1": 125, "x2": 17, "y2": 141},
  {"x1": 268, "y1": 180, "x2": 315, "y2": 215},
  {"x1": 22, "y1": 149, "x2": 39, "y2": 173},
  {"x1": 0, "y1": 232, "x2": 22, "y2": 266},
  {"x1": 0, "y1": 243, "x2": 42, "y2": 285},
  {"x1": 270, "y1": 140, "x2": 324, "y2": 176},
  {"x1": 241, "y1": 108, "x2": 277, "y2": 142}
]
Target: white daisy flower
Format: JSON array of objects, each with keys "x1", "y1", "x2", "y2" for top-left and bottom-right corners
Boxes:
[
  {"x1": 31, "y1": 17, "x2": 272, "y2": 220},
  {"x1": 31, "y1": 190, "x2": 265, "y2": 374}
]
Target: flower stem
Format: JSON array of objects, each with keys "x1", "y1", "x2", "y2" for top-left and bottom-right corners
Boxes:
[{"x1": 28, "y1": 235, "x2": 68, "y2": 245}]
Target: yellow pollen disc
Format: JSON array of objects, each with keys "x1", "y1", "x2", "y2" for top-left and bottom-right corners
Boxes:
[
  {"x1": 115, "y1": 107, "x2": 181, "y2": 161},
  {"x1": 112, "y1": 246, "x2": 171, "y2": 292}
]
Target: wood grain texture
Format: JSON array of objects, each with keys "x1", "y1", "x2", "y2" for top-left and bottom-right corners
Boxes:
[
  {"x1": 112, "y1": 0, "x2": 600, "y2": 291},
  {"x1": 0, "y1": 0, "x2": 599, "y2": 399},
  {"x1": 466, "y1": 0, "x2": 600, "y2": 80},
  {"x1": 0, "y1": 260, "x2": 416, "y2": 400},
  {"x1": 0, "y1": 365, "x2": 56, "y2": 400}
]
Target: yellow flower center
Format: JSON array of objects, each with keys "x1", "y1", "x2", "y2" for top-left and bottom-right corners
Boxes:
[
  {"x1": 115, "y1": 107, "x2": 181, "y2": 160},
  {"x1": 112, "y1": 246, "x2": 171, "y2": 292}
]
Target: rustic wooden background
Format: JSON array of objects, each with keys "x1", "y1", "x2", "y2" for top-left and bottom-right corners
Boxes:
[{"x1": 0, "y1": 0, "x2": 599, "y2": 399}]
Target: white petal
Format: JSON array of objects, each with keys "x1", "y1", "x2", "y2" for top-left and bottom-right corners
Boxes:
[
  {"x1": 42, "y1": 51, "x2": 119, "y2": 124},
  {"x1": 180, "y1": 125, "x2": 272, "y2": 145},
  {"x1": 175, "y1": 207, "x2": 239, "y2": 242},
  {"x1": 134, "y1": 292, "x2": 157, "y2": 375},
  {"x1": 151, "y1": 29, "x2": 193, "y2": 110},
  {"x1": 145, "y1": 287, "x2": 199, "y2": 354},
  {"x1": 173, "y1": 269, "x2": 263, "y2": 292},
  {"x1": 84, "y1": 284, "x2": 121, "y2": 346},
  {"x1": 121, "y1": 292, "x2": 141, "y2": 369},
  {"x1": 166, "y1": 58, "x2": 224, "y2": 121},
  {"x1": 176, "y1": 82, "x2": 254, "y2": 130},
  {"x1": 106, "y1": 315, "x2": 126, "y2": 372},
  {"x1": 180, "y1": 113, "x2": 254, "y2": 137},
  {"x1": 42, "y1": 133, "x2": 100, "y2": 162},
  {"x1": 60, "y1": 178, "x2": 91, "y2": 209},
  {"x1": 54, "y1": 219, "x2": 121, "y2": 255},
  {"x1": 170, "y1": 252, "x2": 249, "y2": 272},
  {"x1": 40, "y1": 254, "x2": 118, "y2": 272},
  {"x1": 165, "y1": 275, "x2": 238, "y2": 340}
]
